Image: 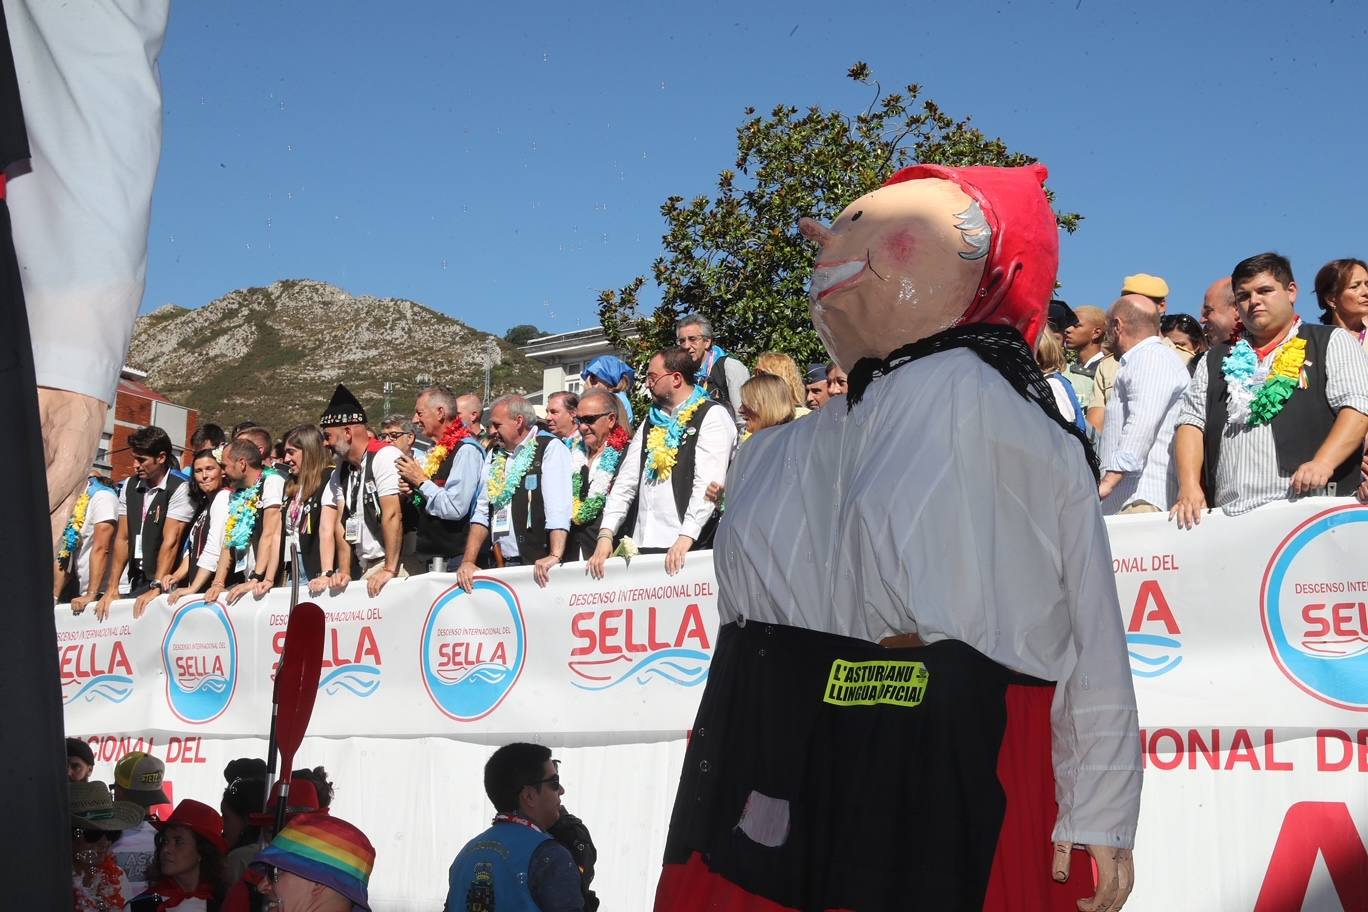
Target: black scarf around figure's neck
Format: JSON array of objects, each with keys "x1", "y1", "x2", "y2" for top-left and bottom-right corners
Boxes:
[{"x1": 845, "y1": 323, "x2": 1100, "y2": 482}]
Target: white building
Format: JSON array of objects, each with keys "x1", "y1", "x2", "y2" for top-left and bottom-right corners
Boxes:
[{"x1": 519, "y1": 327, "x2": 636, "y2": 405}]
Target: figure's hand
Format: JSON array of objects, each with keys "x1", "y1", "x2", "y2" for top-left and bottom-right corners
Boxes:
[
  {"x1": 367, "y1": 568, "x2": 396, "y2": 598},
  {"x1": 93, "y1": 594, "x2": 114, "y2": 622},
  {"x1": 395, "y1": 455, "x2": 426, "y2": 487},
  {"x1": 704, "y1": 481, "x2": 724, "y2": 504},
  {"x1": 39, "y1": 388, "x2": 107, "y2": 546},
  {"x1": 533, "y1": 554, "x2": 560, "y2": 588},
  {"x1": 586, "y1": 539, "x2": 613, "y2": 580},
  {"x1": 665, "y1": 536, "x2": 693, "y2": 576},
  {"x1": 70, "y1": 593, "x2": 95, "y2": 616},
  {"x1": 1168, "y1": 486, "x2": 1207, "y2": 530},
  {"x1": 456, "y1": 561, "x2": 479, "y2": 593},
  {"x1": 1289, "y1": 458, "x2": 1334, "y2": 495},
  {"x1": 132, "y1": 589, "x2": 160, "y2": 620},
  {"x1": 1052, "y1": 841, "x2": 1134, "y2": 912}
]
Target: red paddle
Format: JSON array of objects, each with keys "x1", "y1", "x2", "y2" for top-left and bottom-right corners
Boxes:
[{"x1": 266, "y1": 600, "x2": 325, "y2": 833}]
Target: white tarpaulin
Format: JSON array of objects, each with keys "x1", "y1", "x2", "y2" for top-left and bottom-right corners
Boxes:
[{"x1": 61, "y1": 500, "x2": 1368, "y2": 910}]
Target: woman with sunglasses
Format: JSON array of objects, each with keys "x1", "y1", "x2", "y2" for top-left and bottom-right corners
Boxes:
[
  {"x1": 133, "y1": 448, "x2": 231, "y2": 618},
  {"x1": 131, "y1": 800, "x2": 227, "y2": 911},
  {"x1": 567, "y1": 388, "x2": 633, "y2": 561},
  {"x1": 1159, "y1": 312, "x2": 1206, "y2": 373},
  {"x1": 71, "y1": 780, "x2": 145, "y2": 912}
]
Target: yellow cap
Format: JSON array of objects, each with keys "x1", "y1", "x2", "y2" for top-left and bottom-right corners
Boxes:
[{"x1": 1122, "y1": 273, "x2": 1170, "y2": 299}]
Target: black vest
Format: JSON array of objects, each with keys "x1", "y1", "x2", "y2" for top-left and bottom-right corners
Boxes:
[
  {"x1": 416, "y1": 438, "x2": 482, "y2": 560},
  {"x1": 338, "y1": 452, "x2": 384, "y2": 544},
  {"x1": 485, "y1": 433, "x2": 556, "y2": 562},
  {"x1": 1203, "y1": 324, "x2": 1362, "y2": 498},
  {"x1": 125, "y1": 472, "x2": 187, "y2": 588},
  {"x1": 703, "y1": 355, "x2": 731, "y2": 402},
  {"x1": 293, "y1": 486, "x2": 325, "y2": 580},
  {"x1": 624, "y1": 399, "x2": 721, "y2": 549}
]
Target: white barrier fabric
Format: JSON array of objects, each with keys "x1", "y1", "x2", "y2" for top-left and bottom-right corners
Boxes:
[{"x1": 61, "y1": 501, "x2": 1368, "y2": 911}]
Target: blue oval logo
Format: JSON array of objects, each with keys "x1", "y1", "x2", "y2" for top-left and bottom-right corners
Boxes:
[
  {"x1": 420, "y1": 579, "x2": 526, "y2": 721},
  {"x1": 1262, "y1": 505, "x2": 1368, "y2": 711},
  {"x1": 161, "y1": 600, "x2": 238, "y2": 724}
]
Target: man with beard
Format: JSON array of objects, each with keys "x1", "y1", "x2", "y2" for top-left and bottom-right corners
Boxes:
[
  {"x1": 588, "y1": 346, "x2": 736, "y2": 579},
  {"x1": 313, "y1": 385, "x2": 404, "y2": 598},
  {"x1": 653, "y1": 165, "x2": 1138, "y2": 912},
  {"x1": 457, "y1": 395, "x2": 572, "y2": 589},
  {"x1": 204, "y1": 439, "x2": 285, "y2": 604},
  {"x1": 396, "y1": 383, "x2": 485, "y2": 573}
]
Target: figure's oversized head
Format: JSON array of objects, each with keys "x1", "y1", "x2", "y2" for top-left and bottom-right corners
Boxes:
[{"x1": 799, "y1": 164, "x2": 1060, "y2": 371}]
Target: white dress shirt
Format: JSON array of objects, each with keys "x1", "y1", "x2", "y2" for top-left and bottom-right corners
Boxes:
[
  {"x1": 6, "y1": 0, "x2": 171, "y2": 403},
  {"x1": 194, "y1": 489, "x2": 231, "y2": 574},
  {"x1": 598, "y1": 398, "x2": 737, "y2": 547},
  {"x1": 1099, "y1": 335, "x2": 1190, "y2": 513},
  {"x1": 1176, "y1": 322, "x2": 1368, "y2": 515},
  {"x1": 117, "y1": 471, "x2": 195, "y2": 524},
  {"x1": 470, "y1": 430, "x2": 572, "y2": 560},
  {"x1": 715, "y1": 349, "x2": 1141, "y2": 848}
]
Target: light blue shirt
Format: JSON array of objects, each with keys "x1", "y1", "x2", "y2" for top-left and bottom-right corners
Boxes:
[
  {"x1": 1100, "y1": 335, "x2": 1190, "y2": 512},
  {"x1": 418, "y1": 437, "x2": 484, "y2": 521},
  {"x1": 471, "y1": 429, "x2": 573, "y2": 559}
]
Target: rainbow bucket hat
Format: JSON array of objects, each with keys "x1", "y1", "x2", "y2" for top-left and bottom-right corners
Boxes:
[{"x1": 252, "y1": 812, "x2": 375, "y2": 911}]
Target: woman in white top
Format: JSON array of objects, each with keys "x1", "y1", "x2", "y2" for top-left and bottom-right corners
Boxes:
[
  {"x1": 1036, "y1": 327, "x2": 1083, "y2": 427},
  {"x1": 1315, "y1": 257, "x2": 1368, "y2": 350},
  {"x1": 135, "y1": 449, "x2": 230, "y2": 616}
]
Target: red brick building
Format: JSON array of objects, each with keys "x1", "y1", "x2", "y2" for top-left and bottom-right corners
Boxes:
[{"x1": 96, "y1": 367, "x2": 199, "y2": 483}]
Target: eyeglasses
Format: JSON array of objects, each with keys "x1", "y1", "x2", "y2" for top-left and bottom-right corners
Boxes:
[
  {"x1": 72, "y1": 827, "x2": 122, "y2": 845},
  {"x1": 380, "y1": 431, "x2": 412, "y2": 440},
  {"x1": 645, "y1": 371, "x2": 679, "y2": 386},
  {"x1": 676, "y1": 334, "x2": 705, "y2": 345},
  {"x1": 575, "y1": 412, "x2": 611, "y2": 426},
  {"x1": 529, "y1": 774, "x2": 562, "y2": 791}
]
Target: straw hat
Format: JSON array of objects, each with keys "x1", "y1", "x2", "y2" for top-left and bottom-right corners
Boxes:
[{"x1": 69, "y1": 780, "x2": 146, "y2": 831}]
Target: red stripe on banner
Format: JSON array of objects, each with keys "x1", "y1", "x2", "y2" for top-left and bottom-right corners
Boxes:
[{"x1": 654, "y1": 853, "x2": 855, "y2": 912}]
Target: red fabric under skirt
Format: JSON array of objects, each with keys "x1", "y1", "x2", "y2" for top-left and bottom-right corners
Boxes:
[{"x1": 654, "y1": 683, "x2": 1096, "y2": 912}]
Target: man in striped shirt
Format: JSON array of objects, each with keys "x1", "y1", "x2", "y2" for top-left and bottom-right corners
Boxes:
[
  {"x1": 1171, "y1": 252, "x2": 1368, "y2": 525},
  {"x1": 1098, "y1": 296, "x2": 1191, "y2": 514}
]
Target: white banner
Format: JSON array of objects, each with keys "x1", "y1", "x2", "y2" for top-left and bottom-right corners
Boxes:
[{"x1": 61, "y1": 501, "x2": 1368, "y2": 911}]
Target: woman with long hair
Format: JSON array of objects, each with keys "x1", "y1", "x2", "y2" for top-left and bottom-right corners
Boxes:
[
  {"x1": 1036, "y1": 327, "x2": 1085, "y2": 429},
  {"x1": 752, "y1": 351, "x2": 810, "y2": 418},
  {"x1": 139, "y1": 448, "x2": 231, "y2": 614},
  {"x1": 282, "y1": 424, "x2": 330, "y2": 581},
  {"x1": 706, "y1": 374, "x2": 795, "y2": 504},
  {"x1": 130, "y1": 800, "x2": 226, "y2": 911},
  {"x1": 1315, "y1": 257, "x2": 1368, "y2": 347}
]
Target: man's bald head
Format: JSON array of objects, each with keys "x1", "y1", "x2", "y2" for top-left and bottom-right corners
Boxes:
[
  {"x1": 456, "y1": 394, "x2": 483, "y2": 429},
  {"x1": 1201, "y1": 277, "x2": 1239, "y2": 346},
  {"x1": 1108, "y1": 294, "x2": 1161, "y2": 355}
]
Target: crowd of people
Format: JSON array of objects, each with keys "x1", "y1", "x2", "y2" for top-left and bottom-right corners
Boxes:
[{"x1": 55, "y1": 252, "x2": 1368, "y2": 909}]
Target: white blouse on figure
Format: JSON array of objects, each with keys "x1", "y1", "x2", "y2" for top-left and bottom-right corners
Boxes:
[{"x1": 715, "y1": 348, "x2": 1142, "y2": 849}]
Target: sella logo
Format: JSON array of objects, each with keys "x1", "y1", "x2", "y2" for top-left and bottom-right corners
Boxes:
[
  {"x1": 160, "y1": 600, "x2": 238, "y2": 724},
  {"x1": 274, "y1": 626, "x2": 382, "y2": 698},
  {"x1": 420, "y1": 579, "x2": 525, "y2": 721},
  {"x1": 1262, "y1": 505, "x2": 1368, "y2": 710},
  {"x1": 568, "y1": 603, "x2": 711, "y2": 690},
  {"x1": 59, "y1": 633, "x2": 135, "y2": 706},
  {"x1": 1125, "y1": 580, "x2": 1182, "y2": 678}
]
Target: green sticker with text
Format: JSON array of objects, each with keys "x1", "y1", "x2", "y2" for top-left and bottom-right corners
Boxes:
[{"x1": 823, "y1": 659, "x2": 929, "y2": 708}]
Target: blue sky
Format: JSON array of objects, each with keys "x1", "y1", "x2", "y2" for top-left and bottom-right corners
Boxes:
[{"x1": 146, "y1": 0, "x2": 1368, "y2": 337}]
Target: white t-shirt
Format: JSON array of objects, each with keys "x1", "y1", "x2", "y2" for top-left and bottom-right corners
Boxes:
[
  {"x1": 323, "y1": 446, "x2": 401, "y2": 562},
  {"x1": 1046, "y1": 374, "x2": 1078, "y2": 424},
  {"x1": 75, "y1": 487, "x2": 118, "y2": 594},
  {"x1": 195, "y1": 489, "x2": 232, "y2": 574},
  {"x1": 242, "y1": 472, "x2": 286, "y2": 576},
  {"x1": 111, "y1": 818, "x2": 156, "y2": 897}
]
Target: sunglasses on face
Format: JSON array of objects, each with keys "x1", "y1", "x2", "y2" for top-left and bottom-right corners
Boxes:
[
  {"x1": 73, "y1": 827, "x2": 121, "y2": 845},
  {"x1": 575, "y1": 412, "x2": 611, "y2": 426},
  {"x1": 529, "y1": 774, "x2": 562, "y2": 791}
]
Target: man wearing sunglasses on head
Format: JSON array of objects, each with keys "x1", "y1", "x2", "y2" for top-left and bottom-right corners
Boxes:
[{"x1": 446, "y1": 743, "x2": 585, "y2": 912}]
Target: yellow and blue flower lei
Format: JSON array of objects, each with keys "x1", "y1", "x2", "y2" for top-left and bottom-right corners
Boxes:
[
  {"x1": 487, "y1": 440, "x2": 538, "y2": 512},
  {"x1": 644, "y1": 387, "x2": 707, "y2": 483}
]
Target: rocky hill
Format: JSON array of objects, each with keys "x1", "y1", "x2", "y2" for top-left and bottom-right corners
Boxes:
[{"x1": 127, "y1": 279, "x2": 544, "y2": 436}]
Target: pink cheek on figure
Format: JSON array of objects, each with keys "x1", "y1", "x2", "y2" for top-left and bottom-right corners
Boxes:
[{"x1": 879, "y1": 228, "x2": 920, "y2": 264}]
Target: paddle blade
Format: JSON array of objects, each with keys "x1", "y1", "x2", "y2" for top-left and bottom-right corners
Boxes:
[{"x1": 273, "y1": 601, "x2": 325, "y2": 776}]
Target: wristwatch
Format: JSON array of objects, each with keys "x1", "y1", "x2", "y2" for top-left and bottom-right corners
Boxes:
[{"x1": 249, "y1": 571, "x2": 266, "y2": 583}]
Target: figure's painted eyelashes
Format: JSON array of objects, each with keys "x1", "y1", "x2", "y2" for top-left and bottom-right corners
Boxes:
[{"x1": 850, "y1": 211, "x2": 863, "y2": 222}]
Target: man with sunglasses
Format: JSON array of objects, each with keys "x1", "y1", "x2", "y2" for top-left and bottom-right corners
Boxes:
[
  {"x1": 589, "y1": 347, "x2": 736, "y2": 578},
  {"x1": 446, "y1": 743, "x2": 584, "y2": 912}
]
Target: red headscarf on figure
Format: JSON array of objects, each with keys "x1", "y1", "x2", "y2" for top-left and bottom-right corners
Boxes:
[{"x1": 881, "y1": 163, "x2": 1059, "y2": 347}]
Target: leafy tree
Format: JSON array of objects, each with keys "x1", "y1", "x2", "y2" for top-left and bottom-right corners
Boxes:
[
  {"x1": 503, "y1": 323, "x2": 547, "y2": 346},
  {"x1": 598, "y1": 62, "x2": 1081, "y2": 368}
]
